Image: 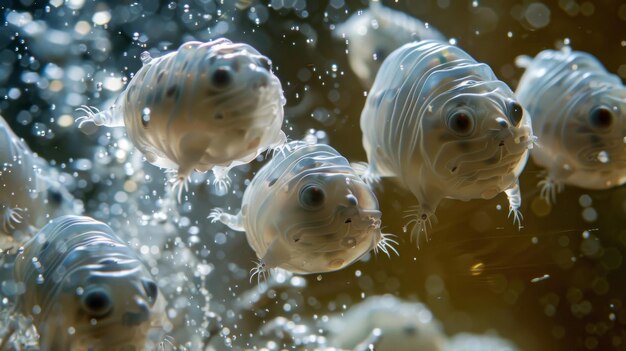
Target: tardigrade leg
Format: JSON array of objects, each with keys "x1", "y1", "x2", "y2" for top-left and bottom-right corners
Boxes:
[
  {"x1": 1, "y1": 206, "x2": 24, "y2": 233},
  {"x1": 75, "y1": 104, "x2": 125, "y2": 128},
  {"x1": 404, "y1": 183, "x2": 441, "y2": 248},
  {"x1": 537, "y1": 159, "x2": 571, "y2": 205},
  {"x1": 248, "y1": 238, "x2": 293, "y2": 285},
  {"x1": 207, "y1": 208, "x2": 244, "y2": 232},
  {"x1": 350, "y1": 161, "x2": 381, "y2": 187},
  {"x1": 505, "y1": 181, "x2": 523, "y2": 230},
  {"x1": 404, "y1": 204, "x2": 438, "y2": 248},
  {"x1": 270, "y1": 131, "x2": 290, "y2": 157},
  {"x1": 211, "y1": 166, "x2": 232, "y2": 195},
  {"x1": 165, "y1": 169, "x2": 190, "y2": 203},
  {"x1": 538, "y1": 176, "x2": 564, "y2": 205}
]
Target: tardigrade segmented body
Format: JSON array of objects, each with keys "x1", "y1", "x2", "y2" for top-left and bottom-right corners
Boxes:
[
  {"x1": 516, "y1": 48, "x2": 626, "y2": 203},
  {"x1": 13, "y1": 215, "x2": 165, "y2": 351},
  {"x1": 334, "y1": 1, "x2": 446, "y2": 87},
  {"x1": 77, "y1": 39, "x2": 286, "y2": 194},
  {"x1": 209, "y1": 141, "x2": 395, "y2": 276},
  {"x1": 360, "y1": 40, "x2": 534, "y2": 236},
  {"x1": 0, "y1": 116, "x2": 80, "y2": 242},
  {"x1": 325, "y1": 295, "x2": 447, "y2": 351}
]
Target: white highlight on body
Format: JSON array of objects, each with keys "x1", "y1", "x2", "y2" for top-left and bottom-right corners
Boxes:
[
  {"x1": 516, "y1": 47, "x2": 626, "y2": 203},
  {"x1": 0, "y1": 116, "x2": 81, "y2": 243},
  {"x1": 359, "y1": 40, "x2": 534, "y2": 241},
  {"x1": 208, "y1": 141, "x2": 396, "y2": 279},
  {"x1": 334, "y1": 1, "x2": 446, "y2": 88},
  {"x1": 76, "y1": 39, "x2": 287, "y2": 201},
  {"x1": 13, "y1": 215, "x2": 166, "y2": 350}
]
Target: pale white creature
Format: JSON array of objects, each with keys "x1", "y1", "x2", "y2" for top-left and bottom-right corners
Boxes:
[
  {"x1": 325, "y1": 295, "x2": 448, "y2": 351},
  {"x1": 448, "y1": 333, "x2": 519, "y2": 351},
  {"x1": 253, "y1": 295, "x2": 520, "y2": 351},
  {"x1": 13, "y1": 215, "x2": 166, "y2": 351},
  {"x1": 0, "y1": 116, "x2": 81, "y2": 243},
  {"x1": 516, "y1": 48, "x2": 626, "y2": 203},
  {"x1": 359, "y1": 40, "x2": 534, "y2": 238},
  {"x1": 76, "y1": 39, "x2": 286, "y2": 198},
  {"x1": 334, "y1": 0, "x2": 446, "y2": 87},
  {"x1": 208, "y1": 141, "x2": 396, "y2": 278}
]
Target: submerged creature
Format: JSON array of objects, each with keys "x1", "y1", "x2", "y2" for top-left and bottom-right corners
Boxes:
[
  {"x1": 516, "y1": 48, "x2": 626, "y2": 203},
  {"x1": 359, "y1": 40, "x2": 534, "y2": 238},
  {"x1": 253, "y1": 294, "x2": 519, "y2": 351},
  {"x1": 324, "y1": 295, "x2": 448, "y2": 351},
  {"x1": 76, "y1": 39, "x2": 286, "y2": 197},
  {"x1": 208, "y1": 141, "x2": 396, "y2": 278},
  {"x1": 334, "y1": 1, "x2": 446, "y2": 87},
  {"x1": 0, "y1": 116, "x2": 81, "y2": 243},
  {"x1": 13, "y1": 215, "x2": 165, "y2": 351},
  {"x1": 448, "y1": 333, "x2": 520, "y2": 351}
]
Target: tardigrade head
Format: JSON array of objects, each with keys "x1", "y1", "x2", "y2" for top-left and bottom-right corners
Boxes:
[
  {"x1": 195, "y1": 39, "x2": 283, "y2": 120},
  {"x1": 19, "y1": 216, "x2": 164, "y2": 350},
  {"x1": 560, "y1": 85, "x2": 626, "y2": 186},
  {"x1": 137, "y1": 39, "x2": 286, "y2": 173},
  {"x1": 266, "y1": 156, "x2": 384, "y2": 274},
  {"x1": 57, "y1": 254, "x2": 164, "y2": 350},
  {"x1": 179, "y1": 39, "x2": 285, "y2": 167},
  {"x1": 421, "y1": 82, "x2": 534, "y2": 199}
]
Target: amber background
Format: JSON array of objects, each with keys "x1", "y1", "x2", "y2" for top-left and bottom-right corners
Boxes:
[
  {"x1": 310, "y1": 1, "x2": 626, "y2": 350},
  {"x1": 270, "y1": 1, "x2": 626, "y2": 350},
  {"x1": 2, "y1": 0, "x2": 626, "y2": 350}
]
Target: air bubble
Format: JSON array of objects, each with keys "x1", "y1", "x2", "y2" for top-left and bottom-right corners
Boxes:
[{"x1": 525, "y1": 3, "x2": 551, "y2": 29}]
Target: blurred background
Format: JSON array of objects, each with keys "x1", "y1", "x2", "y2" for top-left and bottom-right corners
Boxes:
[{"x1": 1, "y1": 0, "x2": 625, "y2": 350}]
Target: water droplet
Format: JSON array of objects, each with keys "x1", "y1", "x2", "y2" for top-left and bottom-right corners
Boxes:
[
  {"x1": 525, "y1": 3, "x2": 551, "y2": 29},
  {"x1": 141, "y1": 107, "x2": 151, "y2": 123},
  {"x1": 597, "y1": 151, "x2": 609, "y2": 163}
]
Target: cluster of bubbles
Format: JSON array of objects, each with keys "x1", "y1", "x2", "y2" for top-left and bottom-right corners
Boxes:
[{"x1": 0, "y1": 0, "x2": 625, "y2": 350}]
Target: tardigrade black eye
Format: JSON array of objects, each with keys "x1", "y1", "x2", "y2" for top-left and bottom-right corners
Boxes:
[
  {"x1": 589, "y1": 106, "x2": 613, "y2": 129},
  {"x1": 448, "y1": 109, "x2": 474, "y2": 135},
  {"x1": 81, "y1": 288, "x2": 113, "y2": 318},
  {"x1": 299, "y1": 184, "x2": 325, "y2": 210},
  {"x1": 47, "y1": 189, "x2": 63, "y2": 205},
  {"x1": 508, "y1": 101, "x2": 524, "y2": 126},
  {"x1": 212, "y1": 67, "x2": 232, "y2": 88},
  {"x1": 142, "y1": 279, "x2": 159, "y2": 306}
]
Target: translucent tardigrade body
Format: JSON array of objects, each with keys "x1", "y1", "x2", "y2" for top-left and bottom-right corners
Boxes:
[
  {"x1": 325, "y1": 295, "x2": 448, "y2": 351},
  {"x1": 13, "y1": 215, "x2": 165, "y2": 351},
  {"x1": 0, "y1": 116, "x2": 80, "y2": 242},
  {"x1": 209, "y1": 141, "x2": 394, "y2": 276},
  {"x1": 360, "y1": 40, "x2": 534, "y2": 235},
  {"x1": 516, "y1": 48, "x2": 626, "y2": 203},
  {"x1": 77, "y1": 39, "x2": 286, "y2": 193},
  {"x1": 334, "y1": 1, "x2": 446, "y2": 87}
]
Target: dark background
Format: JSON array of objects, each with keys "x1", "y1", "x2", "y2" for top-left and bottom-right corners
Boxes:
[{"x1": 1, "y1": 0, "x2": 625, "y2": 350}]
